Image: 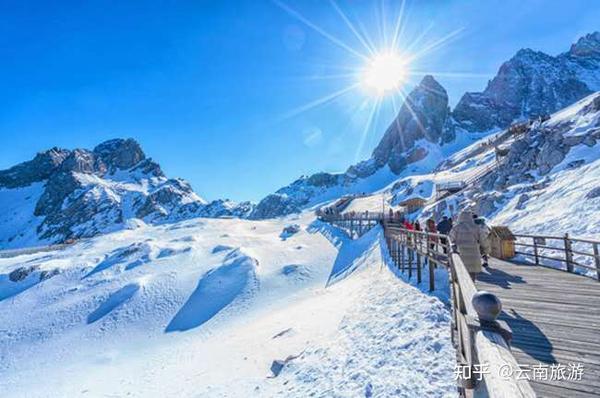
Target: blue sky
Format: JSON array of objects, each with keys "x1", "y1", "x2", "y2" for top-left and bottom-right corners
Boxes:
[{"x1": 0, "y1": 0, "x2": 598, "y2": 201}]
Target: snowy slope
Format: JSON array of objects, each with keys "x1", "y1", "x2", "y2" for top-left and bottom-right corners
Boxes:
[
  {"x1": 0, "y1": 213, "x2": 455, "y2": 398},
  {"x1": 327, "y1": 92, "x2": 600, "y2": 249}
]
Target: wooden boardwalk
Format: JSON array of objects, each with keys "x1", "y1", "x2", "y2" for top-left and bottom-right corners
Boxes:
[{"x1": 476, "y1": 258, "x2": 600, "y2": 397}]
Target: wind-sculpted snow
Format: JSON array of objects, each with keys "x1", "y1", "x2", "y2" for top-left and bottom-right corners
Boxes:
[
  {"x1": 165, "y1": 252, "x2": 258, "y2": 332},
  {"x1": 0, "y1": 214, "x2": 456, "y2": 397}
]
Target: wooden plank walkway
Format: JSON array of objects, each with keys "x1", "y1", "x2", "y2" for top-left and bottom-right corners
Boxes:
[{"x1": 475, "y1": 258, "x2": 600, "y2": 397}]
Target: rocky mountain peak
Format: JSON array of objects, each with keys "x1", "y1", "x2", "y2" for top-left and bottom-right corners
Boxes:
[
  {"x1": 93, "y1": 138, "x2": 146, "y2": 172},
  {"x1": 453, "y1": 32, "x2": 600, "y2": 132},
  {"x1": 371, "y1": 75, "x2": 450, "y2": 173},
  {"x1": 568, "y1": 31, "x2": 600, "y2": 57}
]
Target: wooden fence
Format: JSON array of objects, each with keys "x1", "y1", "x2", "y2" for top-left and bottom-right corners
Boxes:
[
  {"x1": 383, "y1": 226, "x2": 534, "y2": 398},
  {"x1": 320, "y1": 213, "x2": 535, "y2": 398},
  {"x1": 318, "y1": 212, "x2": 383, "y2": 239},
  {"x1": 514, "y1": 233, "x2": 600, "y2": 280}
]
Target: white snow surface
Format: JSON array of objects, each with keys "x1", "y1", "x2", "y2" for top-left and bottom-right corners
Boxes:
[{"x1": 0, "y1": 213, "x2": 456, "y2": 398}]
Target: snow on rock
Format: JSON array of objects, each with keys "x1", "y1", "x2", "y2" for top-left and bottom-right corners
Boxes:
[
  {"x1": 453, "y1": 32, "x2": 600, "y2": 132},
  {"x1": 0, "y1": 138, "x2": 254, "y2": 249}
]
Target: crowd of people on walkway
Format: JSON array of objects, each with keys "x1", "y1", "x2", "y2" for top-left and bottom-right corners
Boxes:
[{"x1": 395, "y1": 210, "x2": 492, "y2": 281}]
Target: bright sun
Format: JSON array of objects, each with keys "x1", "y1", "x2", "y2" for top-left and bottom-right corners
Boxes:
[{"x1": 361, "y1": 51, "x2": 407, "y2": 96}]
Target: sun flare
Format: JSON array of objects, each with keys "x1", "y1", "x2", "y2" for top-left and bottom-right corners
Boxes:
[{"x1": 361, "y1": 51, "x2": 408, "y2": 96}]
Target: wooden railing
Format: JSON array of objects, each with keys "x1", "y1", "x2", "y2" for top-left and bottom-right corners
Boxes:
[
  {"x1": 318, "y1": 212, "x2": 383, "y2": 239},
  {"x1": 320, "y1": 214, "x2": 535, "y2": 398},
  {"x1": 514, "y1": 233, "x2": 600, "y2": 280},
  {"x1": 384, "y1": 227, "x2": 535, "y2": 398}
]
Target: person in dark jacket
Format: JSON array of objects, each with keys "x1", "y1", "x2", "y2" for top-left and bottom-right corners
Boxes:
[
  {"x1": 436, "y1": 216, "x2": 452, "y2": 235},
  {"x1": 437, "y1": 216, "x2": 452, "y2": 253},
  {"x1": 414, "y1": 221, "x2": 421, "y2": 231}
]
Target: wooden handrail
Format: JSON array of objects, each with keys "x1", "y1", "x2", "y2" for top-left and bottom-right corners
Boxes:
[
  {"x1": 513, "y1": 233, "x2": 600, "y2": 280},
  {"x1": 321, "y1": 216, "x2": 535, "y2": 397}
]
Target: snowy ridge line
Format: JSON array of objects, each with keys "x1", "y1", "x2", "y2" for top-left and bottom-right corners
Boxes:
[{"x1": 0, "y1": 242, "x2": 75, "y2": 258}]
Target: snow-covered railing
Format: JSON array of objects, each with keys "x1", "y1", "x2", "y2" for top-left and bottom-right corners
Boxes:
[
  {"x1": 0, "y1": 243, "x2": 73, "y2": 259},
  {"x1": 383, "y1": 227, "x2": 535, "y2": 398},
  {"x1": 513, "y1": 233, "x2": 600, "y2": 280},
  {"x1": 317, "y1": 212, "x2": 383, "y2": 239}
]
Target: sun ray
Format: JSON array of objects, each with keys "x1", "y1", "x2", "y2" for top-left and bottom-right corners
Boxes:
[
  {"x1": 272, "y1": 0, "x2": 370, "y2": 61},
  {"x1": 287, "y1": 71, "x2": 360, "y2": 82},
  {"x1": 329, "y1": 0, "x2": 376, "y2": 56},
  {"x1": 354, "y1": 98, "x2": 381, "y2": 162},
  {"x1": 390, "y1": 0, "x2": 407, "y2": 50},
  {"x1": 380, "y1": 0, "x2": 389, "y2": 48},
  {"x1": 397, "y1": 85, "x2": 427, "y2": 136},
  {"x1": 403, "y1": 21, "x2": 435, "y2": 55},
  {"x1": 356, "y1": 18, "x2": 378, "y2": 56},
  {"x1": 406, "y1": 27, "x2": 464, "y2": 63},
  {"x1": 278, "y1": 83, "x2": 361, "y2": 121}
]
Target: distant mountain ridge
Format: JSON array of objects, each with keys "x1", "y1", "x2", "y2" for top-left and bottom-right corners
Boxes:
[
  {"x1": 0, "y1": 139, "x2": 253, "y2": 249},
  {"x1": 250, "y1": 31, "x2": 600, "y2": 219},
  {"x1": 453, "y1": 32, "x2": 600, "y2": 132}
]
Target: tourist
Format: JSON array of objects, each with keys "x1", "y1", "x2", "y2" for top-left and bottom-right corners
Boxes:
[
  {"x1": 449, "y1": 211, "x2": 483, "y2": 280},
  {"x1": 426, "y1": 218, "x2": 438, "y2": 250},
  {"x1": 474, "y1": 215, "x2": 492, "y2": 268}
]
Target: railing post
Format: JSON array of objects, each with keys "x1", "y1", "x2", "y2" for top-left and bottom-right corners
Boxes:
[
  {"x1": 594, "y1": 243, "x2": 600, "y2": 281},
  {"x1": 417, "y1": 250, "x2": 422, "y2": 284},
  {"x1": 400, "y1": 237, "x2": 406, "y2": 273},
  {"x1": 533, "y1": 237, "x2": 539, "y2": 266},
  {"x1": 564, "y1": 233, "x2": 574, "y2": 273},
  {"x1": 429, "y1": 233, "x2": 435, "y2": 292},
  {"x1": 408, "y1": 247, "x2": 413, "y2": 280}
]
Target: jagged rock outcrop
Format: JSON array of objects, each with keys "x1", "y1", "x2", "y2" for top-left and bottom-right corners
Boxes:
[
  {"x1": 467, "y1": 92, "x2": 600, "y2": 217},
  {"x1": 372, "y1": 75, "x2": 452, "y2": 173},
  {"x1": 251, "y1": 32, "x2": 600, "y2": 220},
  {"x1": 0, "y1": 138, "x2": 253, "y2": 248},
  {"x1": 453, "y1": 32, "x2": 600, "y2": 132},
  {"x1": 0, "y1": 148, "x2": 70, "y2": 188}
]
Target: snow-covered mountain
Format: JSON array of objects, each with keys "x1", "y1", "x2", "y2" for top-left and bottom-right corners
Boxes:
[
  {"x1": 347, "y1": 90, "x2": 600, "y2": 241},
  {"x1": 0, "y1": 139, "x2": 253, "y2": 249},
  {"x1": 453, "y1": 32, "x2": 600, "y2": 132},
  {"x1": 251, "y1": 32, "x2": 600, "y2": 219}
]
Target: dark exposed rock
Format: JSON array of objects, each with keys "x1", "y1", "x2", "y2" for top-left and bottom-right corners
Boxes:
[
  {"x1": 280, "y1": 224, "x2": 301, "y2": 239},
  {"x1": 453, "y1": 32, "x2": 600, "y2": 132},
  {"x1": 250, "y1": 194, "x2": 300, "y2": 220},
  {"x1": 586, "y1": 187, "x2": 600, "y2": 199},
  {"x1": 0, "y1": 138, "x2": 239, "y2": 248},
  {"x1": 39, "y1": 268, "x2": 60, "y2": 281},
  {"x1": 0, "y1": 148, "x2": 70, "y2": 188},
  {"x1": 93, "y1": 138, "x2": 146, "y2": 172},
  {"x1": 306, "y1": 172, "x2": 339, "y2": 187},
  {"x1": 34, "y1": 171, "x2": 83, "y2": 216},
  {"x1": 59, "y1": 149, "x2": 102, "y2": 174},
  {"x1": 9, "y1": 266, "x2": 39, "y2": 282},
  {"x1": 372, "y1": 75, "x2": 450, "y2": 174}
]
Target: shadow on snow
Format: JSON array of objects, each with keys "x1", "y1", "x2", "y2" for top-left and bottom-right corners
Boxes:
[
  {"x1": 165, "y1": 255, "x2": 256, "y2": 333},
  {"x1": 308, "y1": 220, "x2": 381, "y2": 287}
]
